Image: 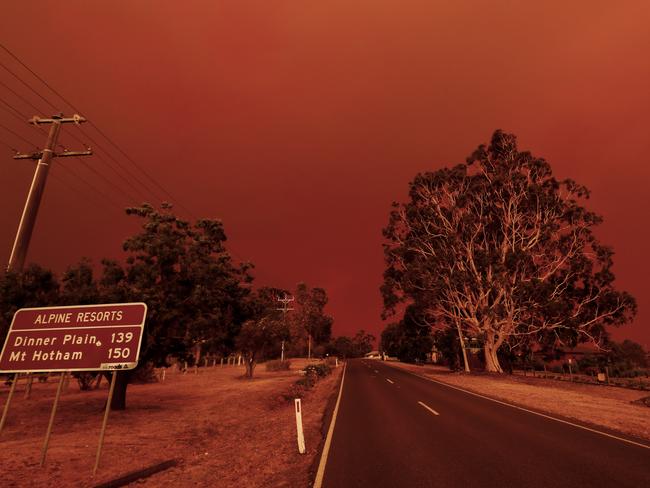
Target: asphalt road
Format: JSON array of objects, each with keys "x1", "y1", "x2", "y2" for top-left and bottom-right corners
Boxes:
[{"x1": 320, "y1": 359, "x2": 650, "y2": 488}]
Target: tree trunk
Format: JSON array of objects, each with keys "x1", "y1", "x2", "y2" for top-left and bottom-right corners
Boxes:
[
  {"x1": 245, "y1": 357, "x2": 256, "y2": 378},
  {"x1": 194, "y1": 343, "x2": 202, "y2": 366},
  {"x1": 110, "y1": 371, "x2": 130, "y2": 410},
  {"x1": 483, "y1": 343, "x2": 503, "y2": 373}
]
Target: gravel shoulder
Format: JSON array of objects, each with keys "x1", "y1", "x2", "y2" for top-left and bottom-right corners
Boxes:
[{"x1": 386, "y1": 361, "x2": 650, "y2": 442}]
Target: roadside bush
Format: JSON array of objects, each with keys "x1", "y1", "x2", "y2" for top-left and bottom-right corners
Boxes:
[
  {"x1": 304, "y1": 363, "x2": 331, "y2": 378},
  {"x1": 297, "y1": 374, "x2": 317, "y2": 388},
  {"x1": 73, "y1": 372, "x2": 98, "y2": 391},
  {"x1": 281, "y1": 363, "x2": 332, "y2": 402},
  {"x1": 265, "y1": 359, "x2": 291, "y2": 372}
]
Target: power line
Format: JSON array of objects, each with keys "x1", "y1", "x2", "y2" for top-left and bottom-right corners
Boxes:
[
  {"x1": 73, "y1": 156, "x2": 144, "y2": 204},
  {"x1": 55, "y1": 161, "x2": 125, "y2": 210},
  {"x1": 0, "y1": 121, "x2": 39, "y2": 148},
  {"x1": 0, "y1": 43, "x2": 251, "y2": 264},
  {"x1": 48, "y1": 167, "x2": 114, "y2": 212},
  {"x1": 84, "y1": 124, "x2": 197, "y2": 217},
  {"x1": 1, "y1": 77, "x2": 151, "y2": 206},
  {"x1": 0, "y1": 78, "x2": 45, "y2": 115},
  {"x1": 1, "y1": 49, "x2": 156, "y2": 206},
  {"x1": 0, "y1": 137, "x2": 17, "y2": 152},
  {"x1": 0, "y1": 95, "x2": 58, "y2": 145},
  {"x1": 0, "y1": 59, "x2": 58, "y2": 112},
  {"x1": 72, "y1": 126, "x2": 165, "y2": 204},
  {"x1": 54, "y1": 127, "x2": 156, "y2": 204},
  {"x1": 0, "y1": 42, "x2": 196, "y2": 219},
  {"x1": 0, "y1": 95, "x2": 30, "y2": 121}
]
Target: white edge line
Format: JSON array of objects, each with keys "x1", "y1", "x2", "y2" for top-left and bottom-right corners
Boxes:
[
  {"x1": 418, "y1": 401, "x2": 440, "y2": 416},
  {"x1": 396, "y1": 365, "x2": 650, "y2": 450},
  {"x1": 313, "y1": 362, "x2": 347, "y2": 488},
  {"x1": 386, "y1": 378, "x2": 394, "y2": 384}
]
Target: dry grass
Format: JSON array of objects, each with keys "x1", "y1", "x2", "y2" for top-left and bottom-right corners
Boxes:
[
  {"x1": 0, "y1": 359, "x2": 342, "y2": 487},
  {"x1": 389, "y1": 362, "x2": 650, "y2": 441}
]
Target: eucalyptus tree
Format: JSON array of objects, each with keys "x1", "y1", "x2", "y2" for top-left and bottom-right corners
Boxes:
[
  {"x1": 383, "y1": 131, "x2": 636, "y2": 372},
  {"x1": 105, "y1": 203, "x2": 252, "y2": 408},
  {"x1": 291, "y1": 283, "x2": 333, "y2": 357}
]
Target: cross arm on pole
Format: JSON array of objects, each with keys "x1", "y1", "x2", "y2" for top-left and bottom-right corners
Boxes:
[
  {"x1": 29, "y1": 114, "x2": 87, "y2": 125},
  {"x1": 13, "y1": 149, "x2": 93, "y2": 160}
]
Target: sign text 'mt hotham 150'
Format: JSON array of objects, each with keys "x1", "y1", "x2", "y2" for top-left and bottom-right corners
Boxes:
[{"x1": 0, "y1": 303, "x2": 147, "y2": 373}]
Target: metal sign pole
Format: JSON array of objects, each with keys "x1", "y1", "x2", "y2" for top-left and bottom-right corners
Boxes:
[
  {"x1": 93, "y1": 370, "x2": 117, "y2": 476},
  {"x1": 40, "y1": 371, "x2": 66, "y2": 466},
  {"x1": 0, "y1": 373, "x2": 19, "y2": 434}
]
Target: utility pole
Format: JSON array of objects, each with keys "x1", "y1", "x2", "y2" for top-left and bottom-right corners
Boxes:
[
  {"x1": 7, "y1": 114, "x2": 91, "y2": 272},
  {"x1": 276, "y1": 294, "x2": 294, "y2": 362}
]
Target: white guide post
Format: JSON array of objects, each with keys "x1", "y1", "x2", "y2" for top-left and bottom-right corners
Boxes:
[{"x1": 294, "y1": 398, "x2": 306, "y2": 454}]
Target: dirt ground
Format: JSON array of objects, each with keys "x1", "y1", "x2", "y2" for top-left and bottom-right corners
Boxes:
[
  {"x1": 0, "y1": 359, "x2": 343, "y2": 488},
  {"x1": 388, "y1": 362, "x2": 650, "y2": 442}
]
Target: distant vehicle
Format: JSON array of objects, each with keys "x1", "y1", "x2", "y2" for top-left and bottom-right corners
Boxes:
[{"x1": 364, "y1": 351, "x2": 381, "y2": 359}]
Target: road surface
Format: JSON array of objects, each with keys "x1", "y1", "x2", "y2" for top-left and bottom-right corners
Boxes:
[{"x1": 320, "y1": 359, "x2": 649, "y2": 487}]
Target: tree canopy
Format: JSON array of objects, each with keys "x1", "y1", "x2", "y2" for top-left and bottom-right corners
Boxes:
[{"x1": 382, "y1": 130, "x2": 636, "y2": 372}]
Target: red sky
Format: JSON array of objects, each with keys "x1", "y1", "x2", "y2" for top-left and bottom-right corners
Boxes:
[{"x1": 1, "y1": 1, "x2": 649, "y2": 347}]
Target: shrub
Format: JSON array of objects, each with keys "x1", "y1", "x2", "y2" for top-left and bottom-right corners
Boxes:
[
  {"x1": 284, "y1": 381, "x2": 309, "y2": 400},
  {"x1": 73, "y1": 372, "x2": 98, "y2": 391},
  {"x1": 304, "y1": 363, "x2": 331, "y2": 378},
  {"x1": 265, "y1": 359, "x2": 291, "y2": 372},
  {"x1": 297, "y1": 374, "x2": 317, "y2": 388}
]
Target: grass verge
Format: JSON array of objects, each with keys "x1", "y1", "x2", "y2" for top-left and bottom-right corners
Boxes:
[{"x1": 0, "y1": 359, "x2": 343, "y2": 487}]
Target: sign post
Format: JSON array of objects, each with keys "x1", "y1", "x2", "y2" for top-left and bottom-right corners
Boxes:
[
  {"x1": 0, "y1": 303, "x2": 147, "y2": 470},
  {"x1": 40, "y1": 372, "x2": 66, "y2": 466},
  {"x1": 0, "y1": 373, "x2": 18, "y2": 434},
  {"x1": 93, "y1": 370, "x2": 117, "y2": 475}
]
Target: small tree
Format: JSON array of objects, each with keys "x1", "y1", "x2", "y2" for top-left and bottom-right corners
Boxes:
[
  {"x1": 290, "y1": 283, "x2": 333, "y2": 357},
  {"x1": 237, "y1": 317, "x2": 287, "y2": 378}
]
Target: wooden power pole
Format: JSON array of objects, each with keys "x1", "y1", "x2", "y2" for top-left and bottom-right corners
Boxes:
[
  {"x1": 277, "y1": 294, "x2": 294, "y2": 362},
  {"x1": 7, "y1": 114, "x2": 91, "y2": 272}
]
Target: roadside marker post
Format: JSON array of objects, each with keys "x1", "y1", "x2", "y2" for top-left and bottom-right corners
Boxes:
[{"x1": 294, "y1": 398, "x2": 306, "y2": 454}]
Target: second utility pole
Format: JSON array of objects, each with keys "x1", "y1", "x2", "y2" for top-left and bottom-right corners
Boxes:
[
  {"x1": 277, "y1": 294, "x2": 294, "y2": 362},
  {"x1": 7, "y1": 114, "x2": 91, "y2": 272}
]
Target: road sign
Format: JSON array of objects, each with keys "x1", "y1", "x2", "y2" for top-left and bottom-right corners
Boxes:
[{"x1": 0, "y1": 303, "x2": 147, "y2": 373}]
